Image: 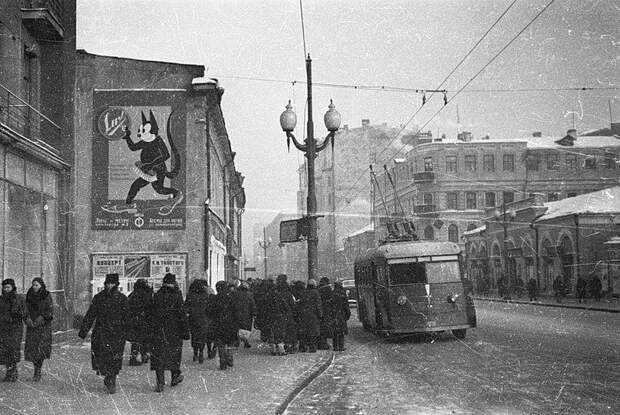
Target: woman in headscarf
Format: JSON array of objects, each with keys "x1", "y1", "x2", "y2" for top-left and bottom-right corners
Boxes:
[
  {"x1": 0, "y1": 278, "x2": 25, "y2": 382},
  {"x1": 24, "y1": 277, "x2": 54, "y2": 381},
  {"x1": 150, "y1": 273, "x2": 189, "y2": 392},
  {"x1": 184, "y1": 278, "x2": 211, "y2": 363},
  {"x1": 127, "y1": 278, "x2": 153, "y2": 366}
]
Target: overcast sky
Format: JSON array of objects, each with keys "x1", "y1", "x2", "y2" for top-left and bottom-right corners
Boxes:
[{"x1": 77, "y1": 0, "x2": 619, "y2": 256}]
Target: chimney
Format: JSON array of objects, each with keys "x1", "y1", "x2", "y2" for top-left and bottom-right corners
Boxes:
[
  {"x1": 362, "y1": 119, "x2": 370, "y2": 128},
  {"x1": 532, "y1": 132, "x2": 542, "y2": 137},
  {"x1": 567, "y1": 129, "x2": 577, "y2": 139},
  {"x1": 457, "y1": 131, "x2": 472, "y2": 142},
  {"x1": 481, "y1": 135, "x2": 490, "y2": 140}
]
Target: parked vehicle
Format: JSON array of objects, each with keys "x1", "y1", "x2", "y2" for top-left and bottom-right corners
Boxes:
[
  {"x1": 341, "y1": 279, "x2": 357, "y2": 307},
  {"x1": 354, "y1": 240, "x2": 476, "y2": 339}
]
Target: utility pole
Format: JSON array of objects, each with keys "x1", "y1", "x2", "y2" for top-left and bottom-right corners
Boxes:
[{"x1": 258, "y1": 226, "x2": 271, "y2": 279}]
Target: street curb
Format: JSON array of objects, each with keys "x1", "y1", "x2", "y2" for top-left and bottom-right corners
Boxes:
[
  {"x1": 473, "y1": 297, "x2": 620, "y2": 313},
  {"x1": 275, "y1": 351, "x2": 335, "y2": 415}
]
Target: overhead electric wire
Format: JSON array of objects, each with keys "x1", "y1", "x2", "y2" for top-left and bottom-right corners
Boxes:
[{"x1": 336, "y1": 0, "x2": 558, "y2": 211}]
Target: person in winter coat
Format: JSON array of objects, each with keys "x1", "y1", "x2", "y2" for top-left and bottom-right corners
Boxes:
[
  {"x1": 589, "y1": 274, "x2": 603, "y2": 301},
  {"x1": 78, "y1": 273, "x2": 128, "y2": 394},
  {"x1": 331, "y1": 282, "x2": 351, "y2": 352},
  {"x1": 24, "y1": 277, "x2": 53, "y2": 381},
  {"x1": 269, "y1": 275, "x2": 295, "y2": 356},
  {"x1": 552, "y1": 275, "x2": 564, "y2": 303},
  {"x1": 575, "y1": 277, "x2": 587, "y2": 303},
  {"x1": 526, "y1": 278, "x2": 538, "y2": 302},
  {"x1": 234, "y1": 282, "x2": 256, "y2": 348},
  {"x1": 208, "y1": 280, "x2": 239, "y2": 370},
  {"x1": 318, "y1": 277, "x2": 335, "y2": 350},
  {"x1": 127, "y1": 279, "x2": 153, "y2": 366},
  {"x1": 291, "y1": 280, "x2": 306, "y2": 351},
  {"x1": 0, "y1": 278, "x2": 25, "y2": 382},
  {"x1": 150, "y1": 273, "x2": 189, "y2": 392},
  {"x1": 297, "y1": 279, "x2": 322, "y2": 353},
  {"x1": 184, "y1": 279, "x2": 212, "y2": 363}
]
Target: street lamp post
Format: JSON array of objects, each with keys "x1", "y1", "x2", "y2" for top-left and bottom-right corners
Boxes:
[
  {"x1": 257, "y1": 226, "x2": 272, "y2": 279},
  {"x1": 494, "y1": 203, "x2": 516, "y2": 299},
  {"x1": 279, "y1": 54, "x2": 341, "y2": 281}
]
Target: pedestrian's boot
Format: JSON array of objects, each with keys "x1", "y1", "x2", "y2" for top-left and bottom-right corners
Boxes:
[
  {"x1": 207, "y1": 343, "x2": 216, "y2": 359},
  {"x1": 269, "y1": 343, "x2": 277, "y2": 356},
  {"x1": 33, "y1": 364, "x2": 42, "y2": 382},
  {"x1": 170, "y1": 371, "x2": 184, "y2": 387},
  {"x1": 218, "y1": 346, "x2": 228, "y2": 370},
  {"x1": 198, "y1": 348, "x2": 204, "y2": 364},
  {"x1": 193, "y1": 348, "x2": 198, "y2": 362},
  {"x1": 154, "y1": 370, "x2": 165, "y2": 392},
  {"x1": 104, "y1": 375, "x2": 116, "y2": 394}
]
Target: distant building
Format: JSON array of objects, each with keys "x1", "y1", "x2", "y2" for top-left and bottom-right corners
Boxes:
[{"x1": 375, "y1": 128, "x2": 620, "y2": 246}]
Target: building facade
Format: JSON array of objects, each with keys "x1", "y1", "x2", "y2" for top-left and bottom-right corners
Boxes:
[
  {"x1": 73, "y1": 51, "x2": 244, "y2": 316},
  {"x1": 375, "y1": 129, "x2": 620, "y2": 246},
  {"x1": 0, "y1": 0, "x2": 76, "y2": 333}
]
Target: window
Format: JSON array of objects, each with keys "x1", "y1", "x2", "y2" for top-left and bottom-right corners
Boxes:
[
  {"x1": 464, "y1": 155, "x2": 476, "y2": 172},
  {"x1": 605, "y1": 153, "x2": 616, "y2": 169},
  {"x1": 566, "y1": 155, "x2": 577, "y2": 170},
  {"x1": 503, "y1": 154, "x2": 515, "y2": 171},
  {"x1": 547, "y1": 192, "x2": 559, "y2": 201},
  {"x1": 446, "y1": 156, "x2": 457, "y2": 173},
  {"x1": 388, "y1": 262, "x2": 427, "y2": 285},
  {"x1": 423, "y1": 193, "x2": 433, "y2": 205},
  {"x1": 526, "y1": 155, "x2": 539, "y2": 171},
  {"x1": 446, "y1": 192, "x2": 458, "y2": 210},
  {"x1": 423, "y1": 225, "x2": 434, "y2": 240},
  {"x1": 466, "y1": 192, "x2": 477, "y2": 209},
  {"x1": 483, "y1": 155, "x2": 495, "y2": 172},
  {"x1": 485, "y1": 192, "x2": 496, "y2": 207},
  {"x1": 585, "y1": 157, "x2": 596, "y2": 169},
  {"x1": 424, "y1": 157, "x2": 433, "y2": 172},
  {"x1": 547, "y1": 154, "x2": 559, "y2": 170},
  {"x1": 503, "y1": 191, "x2": 514, "y2": 204},
  {"x1": 448, "y1": 224, "x2": 459, "y2": 243}
]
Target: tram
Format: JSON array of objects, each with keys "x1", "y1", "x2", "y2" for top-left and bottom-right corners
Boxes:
[{"x1": 354, "y1": 239, "x2": 477, "y2": 338}]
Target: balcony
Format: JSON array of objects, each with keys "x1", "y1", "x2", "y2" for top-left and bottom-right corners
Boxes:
[
  {"x1": 0, "y1": 83, "x2": 62, "y2": 161},
  {"x1": 413, "y1": 204, "x2": 439, "y2": 217},
  {"x1": 21, "y1": 0, "x2": 64, "y2": 40},
  {"x1": 413, "y1": 171, "x2": 435, "y2": 183}
]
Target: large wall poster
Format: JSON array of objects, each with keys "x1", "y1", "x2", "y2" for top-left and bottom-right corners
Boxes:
[{"x1": 92, "y1": 90, "x2": 187, "y2": 230}]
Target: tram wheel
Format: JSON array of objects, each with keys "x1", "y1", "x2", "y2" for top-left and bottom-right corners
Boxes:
[{"x1": 452, "y1": 329, "x2": 466, "y2": 339}]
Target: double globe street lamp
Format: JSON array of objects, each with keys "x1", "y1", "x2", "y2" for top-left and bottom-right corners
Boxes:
[{"x1": 279, "y1": 54, "x2": 341, "y2": 281}]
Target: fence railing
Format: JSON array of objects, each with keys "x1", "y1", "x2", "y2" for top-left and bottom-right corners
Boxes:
[{"x1": 0, "y1": 83, "x2": 61, "y2": 149}]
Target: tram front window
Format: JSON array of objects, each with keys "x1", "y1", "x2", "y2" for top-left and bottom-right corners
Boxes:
[
  {"x1": 389, "y1": 262, "x2": 427, "y2": 285},
  {"x1": 426, "y1": 261, "x2": 461, "y2": 283}
]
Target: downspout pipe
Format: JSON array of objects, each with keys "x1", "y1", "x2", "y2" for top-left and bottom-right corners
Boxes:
[
  {"x1": 531, "y1": 222, "x2": 540, "y2": 289},
  {"x1": 574, "y1": 214, "x2": 580, "y2": 289}
]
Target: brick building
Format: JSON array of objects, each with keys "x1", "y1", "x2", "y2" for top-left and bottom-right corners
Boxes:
[
  {"x1": 73, "y1": 51, "x2": 244, "y2": 315},
  {"x1": 375, "y1": 128, "x2": 620, "y2": 246},
  {"x1": 0, "y1": 0, "x2": 76, "y2": 332}
]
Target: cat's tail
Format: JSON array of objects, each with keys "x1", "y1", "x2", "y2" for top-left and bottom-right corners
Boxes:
[{"x1": 165, "y1": 114, "x2": 181, "y2": 179}]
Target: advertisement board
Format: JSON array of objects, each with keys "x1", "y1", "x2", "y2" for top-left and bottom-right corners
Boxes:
[
  {"x1": 92, "y1": 90, "x2": 186, "y2": 230},
  {"x1": 91, "y1": 252, "x2": 188, "y2": 297}
]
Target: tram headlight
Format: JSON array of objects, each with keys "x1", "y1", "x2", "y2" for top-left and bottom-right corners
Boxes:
[
  {"x1": 397, "y1": 295, "x2": 408, "y2": 306},
  {"x1": 447, "y1": 294, "x2": 459, "y2": 304}
]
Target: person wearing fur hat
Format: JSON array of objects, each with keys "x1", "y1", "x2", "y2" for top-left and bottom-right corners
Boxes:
[
  {"x1": 127, "y1": 279, "x2": 153, "y2": 366},
  {"x1": 297, "y1": 278, "x2": 322, "y2": 353},
  {"x1": 318, "y1": 277, "x2": 335, "y2": 350},
  {"x1": 0, "y1": 278, "x2": 25, "y2": 382},
  {"x1": 78, "y1": 273, "x2": 128, "y2": 394},
  {"x1": 24, "y1": 277, "x2": 54, "y2": 381},
  {"x1": 207, "y1": 280, "x2": 239, "y2": 370},
  {"x1": 150, "y1": 273, "x2": 189, "y2": 392}
]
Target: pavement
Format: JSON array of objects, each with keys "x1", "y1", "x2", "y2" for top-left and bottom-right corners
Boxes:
[
  {"x1": 472, "y1": 294, "x2": 620, "y2": 312},
  {"x1": 0, "y1": 331, "x2": 332, "y2": 415}
]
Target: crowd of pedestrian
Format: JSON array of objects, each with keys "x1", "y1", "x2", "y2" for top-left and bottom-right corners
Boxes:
[{"x1": 1, "y1": 273, "x2": 350, "y2": 395}]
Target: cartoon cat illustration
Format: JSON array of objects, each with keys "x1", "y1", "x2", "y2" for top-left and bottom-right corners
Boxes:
[{"x1": 122, "y1": 110, "x2": 182, "y2": 207}]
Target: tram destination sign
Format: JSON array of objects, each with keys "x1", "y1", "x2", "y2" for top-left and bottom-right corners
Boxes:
[{"x1": 280, "y1": 218, "x2": 308, "y2": 243}]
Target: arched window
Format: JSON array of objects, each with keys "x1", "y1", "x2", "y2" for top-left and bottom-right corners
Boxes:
[
  {"x1": 448, "y1": 224, "x2": 459, "y2": 243},
  {"x1": 423, "y1": 225, "x2": 434, "y2": 240}
]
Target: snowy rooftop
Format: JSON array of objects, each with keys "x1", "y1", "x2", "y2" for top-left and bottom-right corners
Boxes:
[
  {"x1": 462, "y1": 225, "x2": 486, "y2": 236},
  {"x1": 536, "y1": 186, "x2": 620, "y2": 222},
  {"x1": 416, "y1": 135, "x2": 620, "y2": 150}
]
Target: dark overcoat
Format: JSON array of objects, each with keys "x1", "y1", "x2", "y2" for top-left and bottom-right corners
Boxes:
[
  {"x1": 127, "y1": 285, "x2": 153, "y2": 346},
  {"x1": 234, "y1": 288, "x2": 256, "y2": 331},
  {"x1": 0, "y1": 291, "x2": 25, "y2": 365},
  {"x1": 150, "y1": 285, "x2": 189, "y2": 371},
  {"x1": 298, "y1": 287, "x2": 322, "y2": 339},
  {"x1": 332, "y1": 288, "x2": 351, "y2": 336},
  {"x1": 24, "y1": 289, "x2": 53, "y2": 362},
  {"x1": 269, "y1": 284, "x2": 295, "y2": 344},
  {"x1": 318, "y1": 284, "x2": 335, "y2": 338},
  {"x1": 78, "y1": 288, "x2": 128, "y2": 376},
  {"x1": 208, "y1": 292, "x2": 239, "y2": 345},
  {"x1": 184, "y1": 288, "x2": 214, "y2": 346}
]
